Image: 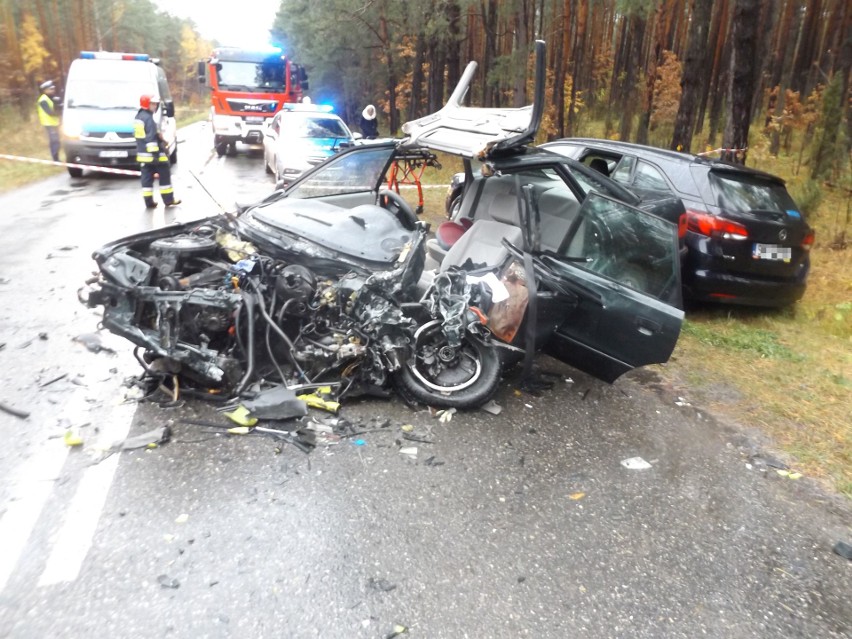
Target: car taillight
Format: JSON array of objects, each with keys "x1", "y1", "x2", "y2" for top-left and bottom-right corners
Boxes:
[
  {"x1": 801, "y1": 230, "x2": 815, "y2": 251},
  {"x1": 677, "y1": 213, "x2": 687, "y2": 239},
  {"x1": 686, "y1": 210, "x2": 748, "y2": 240}
]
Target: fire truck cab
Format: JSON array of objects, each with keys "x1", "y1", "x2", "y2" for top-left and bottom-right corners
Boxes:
[{"x1": 198, "y1": 47, "x2": 308, "y2": 156}]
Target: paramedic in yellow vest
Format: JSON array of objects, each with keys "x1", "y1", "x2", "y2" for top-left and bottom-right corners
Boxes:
[
  {"x1": 134, "y1": 94, "x2": 180, "y2": 209},
  {"x1": 37, "y1": 80, "x2": 60, "y2": 161}
]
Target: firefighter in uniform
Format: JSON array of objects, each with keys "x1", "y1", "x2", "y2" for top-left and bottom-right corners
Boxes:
[
  {"x1": 37, "y1": 80, "x2": 61, "y2": 161},
  {"x1": 134, "y1": 94, "x2": 180, "y2": 209}
]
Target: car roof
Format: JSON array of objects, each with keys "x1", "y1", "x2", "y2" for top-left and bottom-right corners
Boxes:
[
  {"x1": 555, "y1": 137, "x2": 786, "y2": 184},
  {"x1": 400, "y1": 41, "x2": 546, "y2": 159}
]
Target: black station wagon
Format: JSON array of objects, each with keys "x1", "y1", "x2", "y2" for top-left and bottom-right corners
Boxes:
[{"x1": 541, "y1": 139, "x2": 815, "y2": 307}]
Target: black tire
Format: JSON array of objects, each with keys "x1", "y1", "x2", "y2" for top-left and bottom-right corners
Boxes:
[
  {"x1": 394, "y1": 320, "x2": 501, "y2": 409},
  {"x1": 67, "y1": 166, "x2": 83, "y2": 178},
  {"x1": 214, "y1": 135, "x2": 227, "y2": 157}
]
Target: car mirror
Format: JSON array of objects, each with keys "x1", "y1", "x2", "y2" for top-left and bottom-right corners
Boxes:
[{"x1": 164, "y1": 101, "x2": 175, "y2": 118}]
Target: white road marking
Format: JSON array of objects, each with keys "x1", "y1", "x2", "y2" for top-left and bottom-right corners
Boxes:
[
  {"x1": 38, "y1": 452, "x2": 120, "y2": 586},
  {"x1": 38, "y1": 400, "x2": 134, "y2": 586},
  {"x1": 0, "y1": 443, "x2": 69, "y2": 592}
]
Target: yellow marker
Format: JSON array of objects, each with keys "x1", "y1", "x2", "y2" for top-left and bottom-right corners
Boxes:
[
  {"x1": 226, "y1": 426, "x2": 252, "y2": 435},
  {"x1": 223, "y1": 405, "x2": 258, "y2": 427},
  {"x1": 64, "y1": 430, "x2": 83, "y2": 447},
  {"x1": 297, "y1": 387, "x2": 340, "y2": 414}
]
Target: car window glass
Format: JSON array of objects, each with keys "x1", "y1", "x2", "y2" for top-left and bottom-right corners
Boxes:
[
  {"x1": 709, "y1": 172, "x2": 796, "y2": 214},
  {"x1": 285, "y1": 146, "x2": 395, "y2": 199},
  {"x1": 610, "y1": 156, "x2": 636, "y2": 183},
  {"x1": 633, "y1": 161, "x2": 671, "y2": 192},
  {"x1": 561, "y1": 192, "x2": 679, "y2": 302},
  {"x1": 281, "y1": 116, "x2": 349, "y2": 139}
]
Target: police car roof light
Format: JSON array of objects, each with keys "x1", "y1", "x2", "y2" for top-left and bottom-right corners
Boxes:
[
  {"x1": 280, "y1": 103, "x2": 334, "y2": 113},
  {"x1": 80, "y1": 51, "x2": 150, "y2": 62}
]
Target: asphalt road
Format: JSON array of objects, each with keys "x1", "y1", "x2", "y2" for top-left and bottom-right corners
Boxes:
[{"x1": 0, "y1": 125, "x2": 849, "y2": 638}]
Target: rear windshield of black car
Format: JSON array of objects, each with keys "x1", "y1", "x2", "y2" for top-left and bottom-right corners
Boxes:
[{"x1": 709, "y1": 171, "x2": 799, "y2": 216}]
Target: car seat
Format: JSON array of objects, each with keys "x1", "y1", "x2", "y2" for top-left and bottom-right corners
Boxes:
[{"x1": 589, "y1": 158, "x2": 610, "y2": 176}]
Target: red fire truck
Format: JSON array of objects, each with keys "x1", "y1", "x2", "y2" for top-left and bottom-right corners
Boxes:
[{"x1": 197, "y1": 47, "x2": 308, "y2": 156}]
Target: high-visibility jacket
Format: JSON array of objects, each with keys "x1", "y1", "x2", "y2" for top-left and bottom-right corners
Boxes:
[
  {"x1": 134, "y1": 108, "x2": 161, "y2": 164},
  {"x1": 37, "y1": 93, "x2": 59, "y2": 127}
]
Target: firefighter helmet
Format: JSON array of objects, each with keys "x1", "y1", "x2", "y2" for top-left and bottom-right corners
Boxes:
[{"x1": 139, "y1": 94, "x2": 160, "y2": 109}]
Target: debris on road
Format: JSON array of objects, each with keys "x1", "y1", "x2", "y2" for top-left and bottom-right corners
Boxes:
[
  {"x1": 118, "y1": 426, "x2": 171, "y2": 451},
  {"x1": 480, "y1": 399, "x2": 502, "y2": 415},
  {"x1": 64, "y1": 429, "x2": 84, "y2": 447},
  {"x1": 436, "y1": 407, "x2": 456, "y2": 423},
  {"x1": 384, "y1": 624, "x2": 409, "y2": 639},
  {"x1": 175, "y1": 513, "x2": 189, "y2": 524},
  {"x1": 367, "y1": 577, "x2": 397, "y2": 592},
  {"x1": 621, "y1": 456, "x2": 652, "y2": 470},
  {"x1": 399, "y1": 446, "x2": 418, "y2": 460},
  {"x1": 73, "y1": 332, "x2": 115, "y2": 354},
  {"x1": 240, "y1": 385, "x2": 308, "y2": 420},
  {"x1": 775, "y1": 469, "x2": 802, "y2": 480},
  {"x1": 157, "y1": 574, "x2": 180, "y2": 589},
  {"x1": 38, "y1": 372, "x2": 68, "y2": 388},
  {"x1": 832, "y1": 541, "x2": 852, "y2": 560},
  {"x1": 0, "y1": 401, "x2": 30, "y2": 419},
  {"x1": 569, "y1": 492, "x2": 586, "y2": 500}
]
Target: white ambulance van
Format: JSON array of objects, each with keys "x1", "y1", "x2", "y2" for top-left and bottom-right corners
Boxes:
[{"x1": 61, "y1": 51, "x2": 177, "y2": 177}]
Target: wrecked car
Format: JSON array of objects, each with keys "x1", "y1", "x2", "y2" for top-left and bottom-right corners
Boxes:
[{"x1": 82, "y1": 41, "x2": 684, "y2": 410}]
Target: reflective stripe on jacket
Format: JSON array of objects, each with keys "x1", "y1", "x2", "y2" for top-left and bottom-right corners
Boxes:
[
  {"x1": 37, "y1": 94, "x2": 59, "y2": 127},
  {"x1": 134, "y1": 108, "x2": 162, "y2": 164}
]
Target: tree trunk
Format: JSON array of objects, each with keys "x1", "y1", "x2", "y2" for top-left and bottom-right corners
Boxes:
[
  {"x1": 672, "y1": 0, "x2": 713, "y2": 151},
  {"x1": 409, "y1": 31, "x2": 426, "y2": 120},
  {"x1": 695, "y1": 0, "x2": 728, "y2": 136},
  {"x1": 567, "y1": 0, "x2": 588, "y2": 136},
  {"x1": 722, "y1": 0, "x2": 760, "y2": 164},
  {"x1": 619, "y1": 12, "x2": 647, "y2": 141},
  {"x1": 553, "y1": 0, "x2": 570, "y2": 137},
  {"x1": 445, "y1": 1, "x2": 462, "y2": 97},
  {"x1": 513, "y1": 0, "x2": 529, "y2": 108},
  {"x1": 790, "y1": 0, "x2": 822, "y2": 95}
]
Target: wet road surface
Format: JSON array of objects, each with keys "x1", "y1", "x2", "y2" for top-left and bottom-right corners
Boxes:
[{"x1": 0, "y1": 125, "x2": 849, "y2": 638}]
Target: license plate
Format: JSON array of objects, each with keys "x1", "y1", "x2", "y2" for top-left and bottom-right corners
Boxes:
[
  {"x1": 752, "y1": 243, "x2": 791, "y2": 262},
  {"x1": 99, "y1": 150, "x2": 128, "y2": 158},
  {"x1": 245, "y1": 116, "x2": 265, "y2": 124}
]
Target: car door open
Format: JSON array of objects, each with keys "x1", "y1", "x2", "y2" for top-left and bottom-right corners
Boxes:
[{"x1": 539, "y1": 192, "x2": 684, "y2": 382}]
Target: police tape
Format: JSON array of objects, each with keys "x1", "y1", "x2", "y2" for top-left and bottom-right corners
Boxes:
[{"x1": 0, "y1": 153, "x2": 142, "y2": 176}]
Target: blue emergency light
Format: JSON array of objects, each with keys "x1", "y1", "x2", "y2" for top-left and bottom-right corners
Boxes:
[
  {"x1": 80, "y1": 51, "x2": 150, "y2": 61},
  {"x1": 280, "y1": 103, "x2": 334, "y2": 113}
]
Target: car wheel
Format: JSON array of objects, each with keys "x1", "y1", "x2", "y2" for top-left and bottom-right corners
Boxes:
[{"x1": 394, "y1": 321, "x2": 502, "y2": 409}]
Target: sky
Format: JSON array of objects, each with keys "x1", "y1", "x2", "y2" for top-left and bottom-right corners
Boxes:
[{"x1": 151, "y1": 0, "x2": 282, "y2": 47}]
